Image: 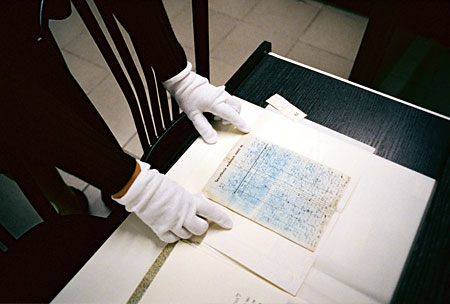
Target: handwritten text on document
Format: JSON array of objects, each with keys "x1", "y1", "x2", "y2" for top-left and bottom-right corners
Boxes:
[{"x1": 204, "y1": 135, "x2": 350, "y2": 251}]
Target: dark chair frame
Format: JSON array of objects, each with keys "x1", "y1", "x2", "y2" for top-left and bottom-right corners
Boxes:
[
  {"x1": 73, "y1": 0, "x2": 209, "y2": 160},
  {"x1": 0, "y1": 0, "x2": 210, "y2": 302}
]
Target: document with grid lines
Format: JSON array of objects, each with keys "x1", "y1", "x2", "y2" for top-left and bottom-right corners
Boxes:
[{"x1": 203, "y1": 134, "x2": 350, "y2": 251}]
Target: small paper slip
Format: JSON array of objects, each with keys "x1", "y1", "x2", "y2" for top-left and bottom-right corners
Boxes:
[{"x1": 266, "y1": 94, "x2": 307, "y2": 122}]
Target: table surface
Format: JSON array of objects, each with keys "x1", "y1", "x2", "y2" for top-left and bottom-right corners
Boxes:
[
  {"x1": 229, "y1": 52, "x2": 450, "y2": 303},
  {"x1": 55, "y1": 51, "x2": 450, "y2": 303}
]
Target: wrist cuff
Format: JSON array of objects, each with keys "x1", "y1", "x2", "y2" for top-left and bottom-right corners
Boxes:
[
  {"x1": 162, "y1": 62, "x2": 192, "y2": 89},
  {"x1": 112, "y1": 159, "x2": 151, "y2": 209}
]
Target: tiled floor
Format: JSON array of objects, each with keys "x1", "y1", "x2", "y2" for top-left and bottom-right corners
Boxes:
[{"x1": 2, "y1": 0, "x2": 368, "y2": 223}]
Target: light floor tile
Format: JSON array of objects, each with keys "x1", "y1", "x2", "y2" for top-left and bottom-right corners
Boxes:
[
  {"x1": 68, "y1": 0, "x2": 140, "y2": 74},
  {"x1": 83, "y1": 186, "x2": 111, "y2": 217},
  {"x1": 301, "y1": 7, "x2": 368, "y2": 60},
  {"x1": 87, "y1": 75, "x2": 136, "y2": 146},
  {"x1": 212, "y1": 21, "x2": 296, "y2": 67},
  {"x1": 184, "y1": 46, "x2": 196, "y2": 67},
  {"x1": 162, "y1": 0, "x2": 191, "y2": 20},
  {"x1": 58, "y1": 170, "x2": 88, "y2": 191},
  {"x1": 245, "y1": 0, "x2": 320, "y2": 39},
  {"x1": 124, "y1": 133, "x2": 144, "y2": 159},
  {"x1": 170, "y1": 6, "x2": 193, "y2": 50},
  {"x1": 209, "y1": 0, "x2": 259, "y2": 19},
  {"x1": 49, "y1": 4, "x2": 86, "y2": 48},
  {"x1": 208, "y1": 11, "x2": 241, "y2": 52},
  {"x1": 287, "y1": 41, "x2": 354, "y2": 79},
  {"x1": 210, "y1": 59, "x2": 239, "y2": 86},
  {"x1": 61, "y1": 50, "x2": 110, "y2": 94},
  {"x1": 63, "y1": 33, "x2": 108, "y2": 68},
  {"x1": 171, "y1": 7, "x2": 238, "y2": 52}
]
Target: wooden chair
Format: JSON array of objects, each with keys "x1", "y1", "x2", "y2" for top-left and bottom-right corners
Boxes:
[
  {"x1": 73, "y1": 0, "x2": 208, "y2": 174},
  {"x1": 0, "y1": 0, "x2": 209, "y2": 302}
]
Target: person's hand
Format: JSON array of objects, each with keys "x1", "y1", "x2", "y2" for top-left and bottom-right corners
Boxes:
[
  {"x1": 113, "y1": 160, "x2": 232, "y2": 243},
  {"x1": 163, "y1": 62, "x2": 250, "y2": 144}
]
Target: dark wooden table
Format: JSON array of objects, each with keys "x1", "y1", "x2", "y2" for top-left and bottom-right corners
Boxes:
[{"x1": 225, "y1": 42, "x2": 450, "y2": 304}]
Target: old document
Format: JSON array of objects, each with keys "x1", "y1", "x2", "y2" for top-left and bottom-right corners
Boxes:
[{"x1": 204, "y1": 134, "x2": 350, "y2": 251}]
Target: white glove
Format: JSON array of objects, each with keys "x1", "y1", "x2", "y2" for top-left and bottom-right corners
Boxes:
[
  {"x1": 163, "y1": 62, "x2": 250, "y2": 144},
  {"x1": 113, "y1": 160, "x2": 232, "y2": 243}
]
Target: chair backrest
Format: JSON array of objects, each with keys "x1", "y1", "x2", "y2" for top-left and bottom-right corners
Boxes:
[
  {"x1": 1, "y1": 2, "x2": 210, "y2": 300},
  {"x1": 72, "y1": 0, "x2": 210, "y2": 162},
  {"x1": 1, "y1": 0, "x2": 210, "y2": 252}
]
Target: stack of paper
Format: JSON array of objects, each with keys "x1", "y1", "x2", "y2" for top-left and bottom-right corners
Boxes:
[{"x1": 140, "y1": 98, "x2": 434, "y2": 303}]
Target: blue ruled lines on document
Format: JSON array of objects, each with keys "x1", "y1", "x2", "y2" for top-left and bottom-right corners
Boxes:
[{"x1": 203, "y1": 135, "x2": 350, "y2": 251}]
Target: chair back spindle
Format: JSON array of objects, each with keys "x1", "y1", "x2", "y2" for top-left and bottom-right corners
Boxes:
[{"x1": 72, "y1": 0, "x2": 190, "y2": 154}]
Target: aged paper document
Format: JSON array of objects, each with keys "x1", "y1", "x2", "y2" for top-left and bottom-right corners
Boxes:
[{"x1": 204, "y1": 134, "x2": 350, "y2": 251}]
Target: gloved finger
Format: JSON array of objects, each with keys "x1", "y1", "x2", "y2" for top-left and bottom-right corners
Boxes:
[
  {"x1": 158, "y1": 231, "x2": 180, "y2": 243},
  {"x1": 224, "y1": 96, "x2": 242, "y2": 114},
  {"x1": 183, "y1": 214, "x2": 209, "y2": 235},
  {"x1": 210, "y1": 103, "x2": 250, "y2": 134},
  {"x1": 213, "y1": 115, "x2": 231, "y2": 125},
  {"x1": 171, "y1": 226, "x2": 193, "y2": 239},
  {"x1": 194, "y1": 195, "x2": 233, "y2": 229},
  {"x1": 216, "y1": 87, "x2": 241, "y2": 113},
  {"x1": 190, "y1": 113, "x2": 218, "y2": 144}
]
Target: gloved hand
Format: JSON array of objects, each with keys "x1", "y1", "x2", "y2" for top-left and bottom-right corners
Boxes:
[
  {"x1": 113, "y1": 160, "x2": 232, "y2": 243},
  {"x1": 163, "y1": 62, "x2": 250, "y2": 144}
]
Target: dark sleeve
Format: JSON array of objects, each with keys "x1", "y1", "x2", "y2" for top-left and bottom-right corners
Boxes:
[
  {"x1": 0, "y1": 75, "x2": 136, "y2": 195},
  {"x1": 107, "y1": 0, "x2": 188, "y2": 81},
  {"x1": 0, "y1": 1, "x2": 137, "y2": 195}
]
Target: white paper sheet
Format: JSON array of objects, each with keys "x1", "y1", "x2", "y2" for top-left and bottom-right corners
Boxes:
[
  {"x1": 200, "y1": 104, "x2": 374, "y2": 295},
  {"x1": 312, "y1": 155, "x2": 435, "y2": 303},
  {"x1": 140, "y1": 152, "x2": 434, "y2": 303},
  {"x1": 299, "y1": 268, "x2": 380, "y2": 304},
  {"x1": 158, "y1": 100, "x2": 375, "y2": 296},
  {"x1": 140, "y1": 241, "x2": 307, "y2": 304},
  {"x1": 204, "y1": 205, "x2": 316, "y2": 295}
]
